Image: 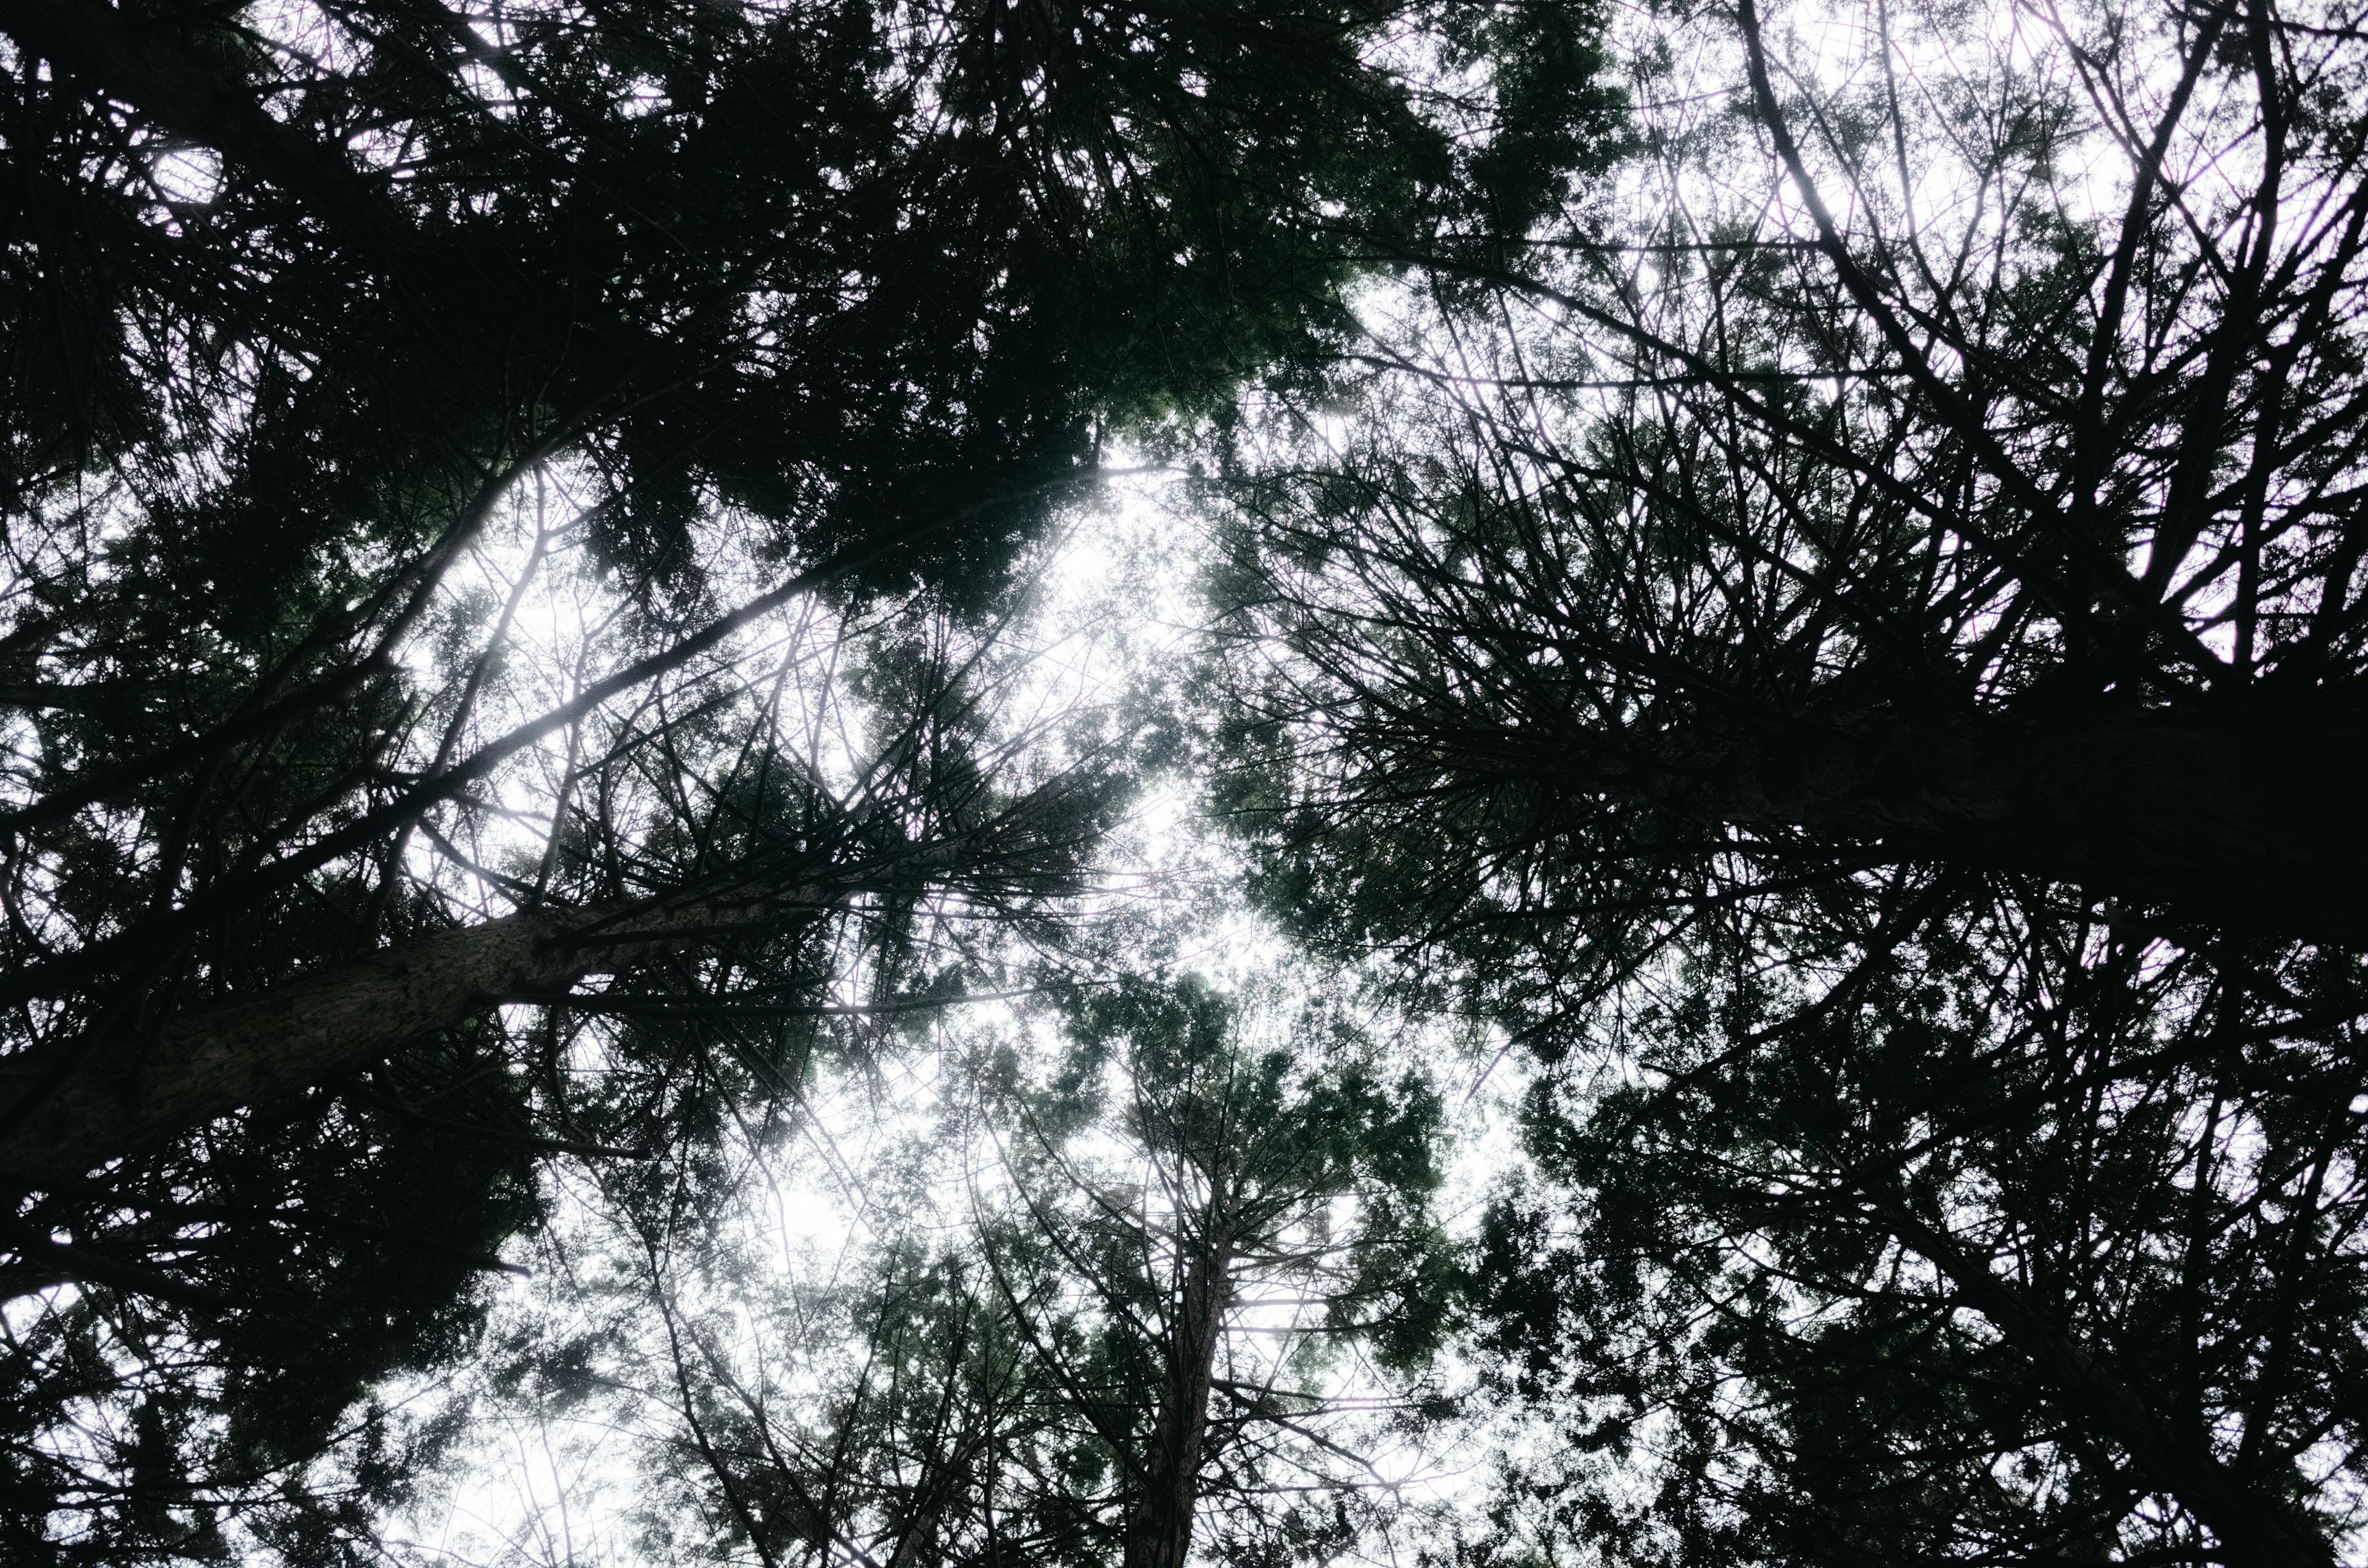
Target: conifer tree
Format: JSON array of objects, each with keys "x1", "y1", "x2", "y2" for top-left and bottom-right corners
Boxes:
[
  {"x1": 0, "y1": 0, "x2": 1516, "y2": 1552},
  {"x1": 1211, "y1": 0, "x2": 2368, "y2": 1562},
  {"x1": 470, "y1": 971, "x2": 1457, "y2": 1568}
]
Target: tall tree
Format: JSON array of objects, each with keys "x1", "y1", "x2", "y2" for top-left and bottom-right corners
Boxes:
[
  {"x1": 1207, "y1": 0, "x2": 2368, "y2": 1562},
  {"x1": 467, "y1": 968, "x2": 1458, "y2": 1568},
  {"x1": 0, "y1": 0, "x2": 1497, "y2": 1551},
  {"x1": 1, "y1": 573, "x2": 1137, "y2": 1561},
  {"x1": 981, "y1": 974, "x2": 1450, "y2": 1568},
  {"x1": 1467, "y1": 902, "x2": 2366, "y2": 1568},
  {"x1": 0, "y1": 0, "x2": 1449, "y2": 1194}
]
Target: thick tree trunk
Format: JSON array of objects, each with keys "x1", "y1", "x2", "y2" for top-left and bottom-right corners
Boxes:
[
  {"x1": 1122, "y1": 1222, "x2": 1234, "y2": 1568},
  {"x1": 1627, "y1": 698, "x2": 2368, "y2": 941},
  {"x1": 886, "y1": 1493, "x2": 940, "y2": 1568},
  {"x1": 0, "y1": 899, "x2": 759, "y2": 1188}
]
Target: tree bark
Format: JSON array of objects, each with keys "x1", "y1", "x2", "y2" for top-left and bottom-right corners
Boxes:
[
  {"x1": 886, "y1": 1493, "x2": 940, "y2": 1568},
  {"x1": 1122, "y1": 1216, "x2": 1233, "y2": 1568},
  {"x1": 0, "y1": 898, "x2": 777, "y2": 1188}
]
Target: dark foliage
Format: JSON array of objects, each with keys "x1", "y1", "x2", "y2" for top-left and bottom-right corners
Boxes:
[
  {"x1": 0, "y1": 0, "x2": 1500, "y2": 1553},
  {"x1": 1212, "y1": 0, "x2": 2368, "y2": 1562}
]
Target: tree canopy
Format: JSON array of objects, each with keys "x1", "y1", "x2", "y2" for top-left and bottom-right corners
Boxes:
[
  {"x1": 0, "y1": 0, "x2": 1486, "y2": 1549},
  {"x1": 4, "y1": 0, "x2": 2366, "y2": 1564},
  {"x1": 1210, "y1": 0, "x2": 2368, "y2": 1561}
]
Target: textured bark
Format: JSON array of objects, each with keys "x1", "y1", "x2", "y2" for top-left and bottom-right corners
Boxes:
[
  {"x1": 1122, "y1": 1218, "x2": 1233, "y2": 1568},
  {"x1": 0, "y1": 899, "x2": 763, "y2": 1187},
  {"x1": 886, "y1": 1495, "x2": 939, "y2": 1568}
]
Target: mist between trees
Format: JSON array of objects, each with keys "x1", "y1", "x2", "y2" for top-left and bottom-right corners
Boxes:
[{"x1": 0, "y1": 0, "x2": 2362, "y2": 1564}]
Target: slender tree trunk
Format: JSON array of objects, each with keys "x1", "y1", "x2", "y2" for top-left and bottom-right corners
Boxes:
[
  {"x1": 1123, "y1": 1217, "x2": 1233, "y2": 1568},
  {"x1": 0, "y1": 897, "x2": 791, "y2": 1188}
]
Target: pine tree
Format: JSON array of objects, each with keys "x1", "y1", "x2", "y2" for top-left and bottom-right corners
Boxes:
[
  {"x1": 984, "y1": 974, "x2": 1450, "y2": 1568},
  {"x1": 488, "y1": 970, "x2": 1458, "y2": 1568}
]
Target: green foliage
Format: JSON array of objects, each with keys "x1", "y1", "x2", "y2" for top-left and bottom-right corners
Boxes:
[
  {"x1": 1201, "y1": 0, "x2": 2368, "y2": 1561},
  {"x1": 1, "y1": 0, "x2": 1558, "y2": 1553},
  {"x1": 1, "y1": 1033, "x2": 540, "y2": 1562},
  {"x1": 1464, "y1": 911, "x2": 2368, "y2": 1567}
]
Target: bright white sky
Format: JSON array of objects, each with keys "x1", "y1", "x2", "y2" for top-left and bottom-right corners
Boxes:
[{"x1": 373, "y1": 461, "x2": 1536, "y2": 1568}]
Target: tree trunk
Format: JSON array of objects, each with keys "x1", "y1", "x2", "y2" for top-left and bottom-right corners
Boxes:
[
  {"x1": 0, "y1": 898, "x2": 778, "y2": 1188},
  {"x1": 886, "y1": 1493, "x2": 940, "y2": 1568},
  {"x1": 1624, "y1": 697, "x2": 2368, "y2": 940},
  {"x1": 1122, "y1": 1220, "x2": 1233, "y2": 1568}
]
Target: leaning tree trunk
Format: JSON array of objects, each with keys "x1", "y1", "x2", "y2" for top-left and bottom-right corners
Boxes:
[
  {"x1": 0, "y1": 896, "x2": 792, "y2": 1188},
  {"x1": 1559, "y1": 696, "x2": 2368, "y2": 942},
  {"x1": 1122, "y1": 1213, "x2": 1235, "y2": 1568}
]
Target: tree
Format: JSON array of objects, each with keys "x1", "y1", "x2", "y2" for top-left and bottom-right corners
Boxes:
[
  {"x1": 0, "y1": 0, "x2": 1449, "y2": 1192},
  {"x1": 2, "y1": 571, "x2": 1143, "y2": 1561},
  {"x1": 1466, "y1": 901, "x2": 2366, "y2": 1568},
  {"x1": 1206, "y1": 0, "x2": 2368, "y2": 1561},
  {"x1": 978, "y1": 974, "x2": 1450, "y2": 1568},
  {"x1": 1219, "y1": 0, "x2": 2368, "y2": 963},
  {"x1": 461, "y1": 968, "x2": 1458, "y2": 1568},
  {"x1": 0, "y1": 0, "x2": 1487, "y2": 1551}
]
